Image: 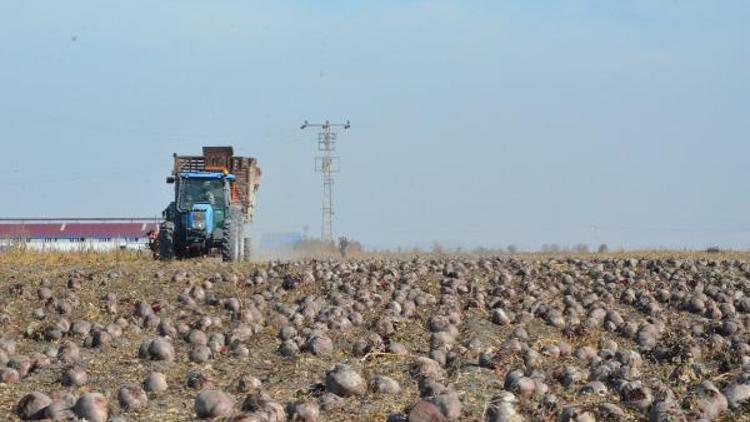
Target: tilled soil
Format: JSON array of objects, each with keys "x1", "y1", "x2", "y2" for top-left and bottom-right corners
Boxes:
[{"x1": 0, "y1": 253, "x2": 749, "y2": 421}]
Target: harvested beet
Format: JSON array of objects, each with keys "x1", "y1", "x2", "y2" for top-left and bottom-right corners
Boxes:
[
  {"x1": 195, "y1": 389, "x2": 235, "y2": 418},
  {"x1": 117, "y1": 385, "x2": 148, "y2": 410},
  {"x1": 73, "y1": 392, "x2": 109, "y2": 422},
  {"x1": 15, "y1": 391, "x2": 52, "y2": 420}
]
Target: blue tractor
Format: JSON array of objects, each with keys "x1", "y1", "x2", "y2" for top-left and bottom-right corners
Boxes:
[{"x1": 159, "y1": 147, "x2": 260, "y2": 262}]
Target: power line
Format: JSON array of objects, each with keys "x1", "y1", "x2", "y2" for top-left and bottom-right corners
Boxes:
[{"x1": 300, "y1": 119, "x2": 350, "y2": 243}]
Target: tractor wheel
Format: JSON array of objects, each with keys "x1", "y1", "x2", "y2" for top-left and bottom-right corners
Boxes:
[
  {"x1": 158, "y1": 222, "x2": 175, "y2": 261},
  {"x1": 221, "y1": 217, "x2": 239, "y2": 262},
  {"x1": 222, "y1": 206, "x2": 245, "y2": 262}
]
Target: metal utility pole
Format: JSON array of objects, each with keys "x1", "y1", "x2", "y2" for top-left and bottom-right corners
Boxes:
[{"x1": 300, "y1": 119, "x2": 350, "y2": 243}]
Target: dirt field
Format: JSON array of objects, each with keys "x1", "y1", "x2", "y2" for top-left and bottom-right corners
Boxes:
[{"x1": 0, "y1": 250, "x2": 749, "y2": 421}]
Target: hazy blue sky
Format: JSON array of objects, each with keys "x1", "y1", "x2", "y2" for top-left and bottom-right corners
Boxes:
[{"x1": 1, "y1": 1, "x2": 748, "y2": 251}]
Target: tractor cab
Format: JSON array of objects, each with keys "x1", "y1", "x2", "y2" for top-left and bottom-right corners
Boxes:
[{"x1": 174, "y1": 172, "x2": 235, "y2": 237}]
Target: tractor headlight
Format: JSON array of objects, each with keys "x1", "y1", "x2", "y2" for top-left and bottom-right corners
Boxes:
[{"x1": 191, "y1": 212, "x2": 206, "y2": 230}]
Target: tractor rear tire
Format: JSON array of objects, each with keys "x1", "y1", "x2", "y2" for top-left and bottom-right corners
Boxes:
[{"x1": 158, "y1": 222, "x2": 175, "y2": 261}]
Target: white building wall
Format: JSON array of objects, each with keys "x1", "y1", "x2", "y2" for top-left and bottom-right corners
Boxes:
[{"x1": 0, "y1": 238, "x2": 150, "y2": 252}]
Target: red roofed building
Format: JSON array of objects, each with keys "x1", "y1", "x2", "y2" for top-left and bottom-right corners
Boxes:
[{"x1": 0, "y1": 219, "x2": 160, "y2": 251}]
